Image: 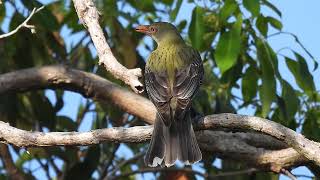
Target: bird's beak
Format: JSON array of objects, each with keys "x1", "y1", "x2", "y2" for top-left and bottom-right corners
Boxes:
[{"x1": 135, "y1": 25, "x2": 150, "y2": 34}]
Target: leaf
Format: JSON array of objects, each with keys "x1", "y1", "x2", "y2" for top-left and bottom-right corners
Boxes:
[
  {"x1": 285, "y1": 53, "x2": 316, "y2": 96},
  {"x1": 0, "y1": 4, "x2": 5, "y2": 24},
  {"x1": 303, "y1": 109, "x2": 320, "y2": 141},
  {"x1": 261, "y1": 0, "x2": 282, "y2": 17},
  {"x1": 34, "y1": 8, "x2": 60, "y2": 30},
  {"x1": 243, "y1": 0, "x2": 260, "y2": 17},
  {"x1": 215, "y1": 15, "x2": 242, "y2": 74},
  {"x1": 29, "y1": 93, "x2": 56, "y2": 129},
  {"x1": 56, "y1": 116, "x2": 77, "y2": 131},
  {"x1": 256, "y1": 38, "x2": 276, "y2": 117},
  {"x1": 188, "y1": 6, "x2": 205, "y2": 50},
  {"x1": 256, "y1": 15, "x2": 268, "y2": 37},
  {"x1": 16, "y1": 151, "x2": 33, "y2": 168},
  {"x1": 64, "y1": 146, "x2": 100, "y2": 180},
  {"x1": 281, "y1": 80, "x2": 299, "y2": 118},
  {"x1": 266, "y1": 16, "x2": 282, "y2": 30},
  {"x1": 219, "y1": 0, "x2": 237, "y2": 22},
  {"x1": 242, "y1": 66, "x2": 258, "y2": 102},
  {"x1": 170, "y1": 0, "x2": 183, "y2": 21},
  {"x1": 177, "y1": 20, "x2": 187, "y2": 31},
  {"x1": 127, "y1": 0, "x2": 155, "y2": 12}
]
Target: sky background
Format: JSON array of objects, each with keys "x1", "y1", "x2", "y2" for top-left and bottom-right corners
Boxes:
[{"x1": 1, "y1": 0, "x2": 320, "y2": 179}]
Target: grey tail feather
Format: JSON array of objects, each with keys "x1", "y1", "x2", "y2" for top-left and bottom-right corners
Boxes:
[{"x1": 145, "y1": 112, "x2": 202, "y2": 167}]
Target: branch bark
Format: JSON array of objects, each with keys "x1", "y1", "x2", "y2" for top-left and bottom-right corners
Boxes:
[
  {"x1": 72, "y1": 0, "x2": 143, "y2": 93},
  {"x1": 0, "y1": 65, "x2": 319, "y2": 169},
  {"x1": 0, "y1": 121, "x2": 309, "y2": 172}
]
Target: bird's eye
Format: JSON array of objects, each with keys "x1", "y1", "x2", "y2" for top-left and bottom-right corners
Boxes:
[{"x1": 150, "y1": 27, "x2": 157, "y2": 32}]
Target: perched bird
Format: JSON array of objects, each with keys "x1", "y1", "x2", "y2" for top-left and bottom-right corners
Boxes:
[{"x1": 135, "y1": 22, "x2": 204, "y2": 167}]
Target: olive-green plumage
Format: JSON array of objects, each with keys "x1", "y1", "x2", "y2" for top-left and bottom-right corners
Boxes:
[{"x1": 136, "y1": 22, "x2": 203, "y2": 167}]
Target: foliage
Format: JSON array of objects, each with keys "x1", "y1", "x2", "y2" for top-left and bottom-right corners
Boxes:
[{"x1": 0, "y1": 0, "x2": 319, "y2": 179}]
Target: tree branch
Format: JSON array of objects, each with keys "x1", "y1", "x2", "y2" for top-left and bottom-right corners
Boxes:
[
  {"x1": 0, "y1": 65, "x2": 155, "y2": 124},
  {"x1": 0, "y1": 144, "x2": 25, "y2": 180},
  {"x1": 0, "y1": 65, "x2": 319, "y2": 169},
  {"x1": 72, "y1": 0, "x2": 143, "y2": 93},
  {"x1": 0, "y1": 121, "x2": 309, "y2": 172},
  {"x1": 197, "y1": 114, "x2": 320, "y2": 166},
  {"x1": 0, "y1": 6, "x2": 44, "y2": 39}
]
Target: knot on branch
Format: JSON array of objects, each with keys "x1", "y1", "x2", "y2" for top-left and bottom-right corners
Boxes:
[{"x1": 126, "y1": 68, "x2": 144, "y2": 93}]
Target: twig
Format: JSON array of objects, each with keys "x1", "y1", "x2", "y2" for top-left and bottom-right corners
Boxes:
[
  {"x1": 0, "y1": 144, "x2": 25, "y2": 180},
  {"x1": 267, "y1": 31, "x2": 318, "y2": 70},
  {"x1": 280, "y1": 168, "x2": 297, "y2": 180},
  {"x1": 72, "y1": 0, "x2": 143, "y2": 93},
  {"x1": 0, "y1": 6, "x2": 44, "y2": 39},
  {"x1": 99, "y1": 143, "x2": 120, "y2": 180},
  {"x1": 35, "y1": 158, "x2": 51, "y2": 180},
  {"x1": 75, "y1": 100, "x2": 93, "y2": 126},
  {"x1": 107, "y1": 152, "x2": 144, "y2": 177}
]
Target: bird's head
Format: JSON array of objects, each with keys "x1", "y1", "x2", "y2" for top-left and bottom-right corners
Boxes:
[{"x1": 135, "y1": 22, "x2": 184, "y2": 46}]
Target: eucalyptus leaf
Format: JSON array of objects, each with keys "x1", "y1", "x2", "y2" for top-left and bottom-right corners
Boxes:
[
  {"x1": 219, "y1": 0, "x2": 237, "y2": 22},
  {"x1": 243, "y1": 0, "x2": 260, "y2": 17},
  {"x1": 256, "y1": 38, "x2": 276, "y2": 117},
  {"x1": 189, "y1": 6, "x2": 205, "y2": 50},
  {"x1": 215, "y1": 15, "x2": 242, "y2": 74}
]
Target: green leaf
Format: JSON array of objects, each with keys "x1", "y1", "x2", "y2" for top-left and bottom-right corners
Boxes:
[
  {"x1": 170, "y1": 0, "x2": 183, "y2": 21},
  {"x1": 177, "y1": 20, "x2": 187, "y2": 31},
  {"x1": 189, "y1": 6, "x2": 205, "y2": 50},
  {"x1": 266, "y1": 16, "x2": 282, "y2": 30},
  {"x1": 242, "y1": 66, "x2": 258, "y2": 102},
  {"x1": 256, "y1": 38, "x2": 276, "y2": 117},
  {"x1": 34, "y1": 8, "x2": 60, "y2": 30},
  {"x1": 215, "y1": 15, "x2": 242, "y2": 74},
  {"x1": 261, "y1": 0, "x2": 282, "y2": 17},
  {"x1": 303, "y1": 109, "x2": 320, "y2": 141},
  {"x1": 127, "y1": 0, "x2": 155, "y2": 12},
  {"x1": 56, "y1": 116, "x2": 77, "y2": 131},
  {"x1": 243, "y1": 0, "x2": 260, "y2": 16},
  {"x1": 0, "y1": 4, "x2": 5, "y2": 24},
  {"x1": 64, "y1": 146, "x2": 100, "y2": 180},
  {"x1": 285, "y1": 53, "x2": 316, "y2": 96},
  {"x1": 16, "y1": 151, "x2": 33, "y2": 168},
  {"x1": 219, "y1": 0, "x2": 237, "y2": 22},
  {"x1": 281, "y1": 80, "x2": 299, "y2": 118},
  {"x1": 256, "y1": 15, "x2": 268, "y2": 37}
]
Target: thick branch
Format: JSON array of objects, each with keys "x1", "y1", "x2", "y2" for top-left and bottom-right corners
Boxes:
[
  {"x1": 197, "y1": 114, "x2": 320, "y2": 166},
  {"x1": 0, "y1": 65, "x2": 155, "y2": 124},
  {"x1": 0, "y1": 66, "x2": 319, "y2": 168},
  {"x1": 72, "y1": 0, "x2": 143, "y2": 93},
  {"x1": 0, "y1": 121, "x2": 308, "y2": 172},
  {"x1": 197, "y1": 131, "x2": 306, "y2": 172}
]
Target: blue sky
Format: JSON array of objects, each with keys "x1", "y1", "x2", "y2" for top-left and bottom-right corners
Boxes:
[{"x1": 1, "y1": 0, "x2": 320, "y2": 179}]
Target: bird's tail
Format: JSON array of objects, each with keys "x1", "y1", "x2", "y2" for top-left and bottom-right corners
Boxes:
[{"x1": 145, "y1": 112, "x2": 202, "y2": 167}]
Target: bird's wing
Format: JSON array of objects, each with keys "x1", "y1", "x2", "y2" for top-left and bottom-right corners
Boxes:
[
  {"x1": 145, "y1": 47, "x2": 203, "y2": 124},
  {"x1": 145, "y1": 66, "x2": 173, "y2": 126},
  {"x1": 172, "y1": 48, "x2": 204, "y2": 118}
]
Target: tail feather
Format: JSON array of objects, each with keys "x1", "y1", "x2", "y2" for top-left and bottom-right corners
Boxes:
[{"x1": 145, "y1": 112, "x2": 202, "y2": 167}]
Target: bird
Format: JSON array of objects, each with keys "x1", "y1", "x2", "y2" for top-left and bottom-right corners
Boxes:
[{"x1": 135, "y1": 22, "x2": 204, "y2": 167}]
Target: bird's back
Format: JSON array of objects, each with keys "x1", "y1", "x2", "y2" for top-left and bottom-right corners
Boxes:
[{"x1": 146, "y1": 44, "x2": 196, "y2": 89}]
